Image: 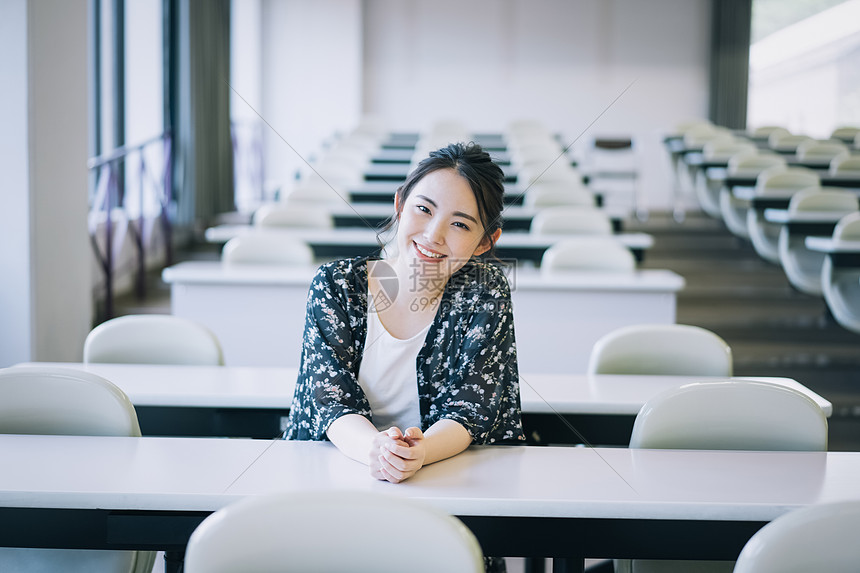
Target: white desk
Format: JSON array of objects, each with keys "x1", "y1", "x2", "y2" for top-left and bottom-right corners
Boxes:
[
  {"x1": 763, "y1": 209, "x2": 854, "y2": 225},
  {"x1": 18, "y1": 363, "x2": 831, "y2": 444},
  {"x1": 161, "y1": 262, "x2": 679, "y2": 373},
  {"x1": 202, "y1": 226, "x2": 654, "y2": 264},
  {"x1": 806, "y1": 236, "x2": 860, "y2": 255},
  {"x1": 2, "y1": 434, "x2": 859, "y2": 572}
]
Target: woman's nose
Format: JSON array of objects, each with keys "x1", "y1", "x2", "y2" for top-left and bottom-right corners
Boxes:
[{"x1": 423, "y1": 219, "x2": 445, "y2": 245}]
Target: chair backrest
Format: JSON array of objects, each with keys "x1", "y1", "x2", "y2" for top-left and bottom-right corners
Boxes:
[
  {"x1": 787, "y1": 187, "x2": 858, "y2": 215},
  {"x1": 750, "y1": 125, "x2": 790, "y2": 139},
  {"x1": 222, "y1": 234, "x2": 314, "y2": 266},
  {"x1": 518, "y1": 162, "x2": 583, "y2": 186},
  {"x1": 830, "y1": 125, "x2": 860, "y2": 141},
  {"x1": 252, "y1": 204, "x2": 333, "y2": 229},
  {"x1": 588, "y1": 324, "x2": 733, "y2": 376},
  {"x1": 629, "y1": 380, "x2": 828, "y2": 450},
  {"x1": 833, "y1": 211, "x2": 860, "y2": 241},
  {"x1": 525, "y1": 186, "x2": 595, "y2": 208},
  {"x1": 829, "y1": 154, "x2": 860, "y2": 175},
  {"x1": 184, "y1": 491, "x2": 484, "y2": 573},
  {"x1": 754, "y1": 166, "x2": 820, "y2": 196},
  {"x1": 795, "y1": 140, "x2": 850, "y2": 161},
  {"x1": 541, "y1": 237, "x2": 635, "y2": 273},
  {"x1": 531, "y1": 208, "x2": 613, "y2": 235},
  {"x1": 0, "y1": 366, "x2": 140, "y2": 437},
  {"x1": 84, "y1": 314, "x2": 224, "y2": 365},
  {"x1": 282, "y1": 183, "x2": 346, "y2": 206},
  {"x1": 733, "y1": 500, "x2": 860, "y2": 573},
  {"x1": 768, "y1": 133, "x2": 813, "y2": 153},
  {"x1": 727, "y1": 152, "x2": 786, "y2": 176}
]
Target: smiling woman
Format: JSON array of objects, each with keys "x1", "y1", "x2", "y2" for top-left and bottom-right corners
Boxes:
[{"x1": 284, "y1": 143, "x2": 524, "y2": 571}]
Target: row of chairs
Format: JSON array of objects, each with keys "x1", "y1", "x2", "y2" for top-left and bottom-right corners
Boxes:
[{"x1": 673, "y1": 120, "x2": 860, "y2": 334}]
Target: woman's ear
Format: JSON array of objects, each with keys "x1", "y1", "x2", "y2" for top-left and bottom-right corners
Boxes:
[
  {"x1": 473, "y1": 228, "x2": 502, "y2": 257},
  {"x1": 394, "y1": 191, "x2": 401, "y2": 217}
]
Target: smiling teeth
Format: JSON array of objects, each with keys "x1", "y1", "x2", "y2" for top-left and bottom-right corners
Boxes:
[{"x1": 415, "y1": 243, "x2": 444, "y2": 258}]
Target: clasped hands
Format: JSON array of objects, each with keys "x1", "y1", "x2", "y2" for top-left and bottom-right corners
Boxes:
[{"x1": 370, "y1": 426, "x2": 426, "y2": 483}]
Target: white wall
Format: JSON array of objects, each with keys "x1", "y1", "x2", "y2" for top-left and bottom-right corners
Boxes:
[
  {"x1": 258, "y1": 0, "x2": 363, "y2": 194},
  {"x1": 0, "y1": 0, "x2": 91, "y2": 367},
  {"x1": 362, "y1": 0, "x2": 711, "y2": 209}
]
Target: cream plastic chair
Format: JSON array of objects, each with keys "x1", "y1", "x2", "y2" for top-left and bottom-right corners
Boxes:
[
  {"x1": 719, "y1": 153, "x2": 787, "y2": 240},
  {"x1": 733, "y1": 500, "x2": 860, "y2": 573},
  {"x1": 619, "y1": 380, "x2": 828, "y2": 573},
  {"x1": 518, "y1": 161, "x2": 583, "y2": 186},
  {"x1": 530, "y1": 208, "x2": 613, "y2": 235},
  {"x1": 251, "y1": 203, "x2": 333, "y2": 229},
  {"x1": 749, "y1": 126, "x2": 790, "y2": 140},
  {"x1": 746, "y1": 166, "x2": 821, "y2": 264},
  {"x1": 0, "y1": 366, "x2": 156, "y2": 573},
  {"x1": 524, "y1": 184, "x2": 595, "y2": 209},
  {"x1": 83, "y1": 314, "x2": 224, "y2": 365},
  {"x1": 821, "y1": 212, "x2": 860, "y2": 334},
  {"x1": 183, "y1": 491, "x2": 484, "y2": 573},
  {"x1": 630, "y1": 380, "x2": 828, "y2": 451},
  {"x1": 777, "y1": 188, "x2": 858, "y2": 295},
  {"x1": 830, "y1": 125, "x2": 860, "y2": 143},
  {"x1": 286, "y1": 178, "x2": 350, "y2": 206},
  {"x1": 829, "y1": 154, "x2": 860, "y2": 175},
  {"x1": 541, "y1": 237, "x2": 635, "y2": 274},
  {"x1": 587, "y1": 324, "x2": 733, "y2": 376},
  {"x1": 694, "y1": 140, "x2": 757, "y2": 218},
  {"x1": 767, "y1": 132, "x2": 813, "y2": 154},
  {"x1": 222, "y1": 234, "x2": 314, "y2": 266},
  {"x1": 795, "y1": 140, "x2": 850, "y2": 162}
]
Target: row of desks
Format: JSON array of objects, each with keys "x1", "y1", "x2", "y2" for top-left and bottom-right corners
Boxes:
[
  {"x1": 20, "y1": 362, "x2": 831, "y2": 444},
  {"x1": 161, "y1": 263, "x2": 683, "y2": 372},
  {"x1": 3, "y1": 434, "x2": 858, "y2": 572},
  {"x1": 203, "y1": 225, "x2": 653, "y2": 264}
]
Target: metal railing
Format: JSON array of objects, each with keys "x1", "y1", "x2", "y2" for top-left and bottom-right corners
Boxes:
[{"x1": 87, "y1": 130, "x2": 173, "y2": 320}]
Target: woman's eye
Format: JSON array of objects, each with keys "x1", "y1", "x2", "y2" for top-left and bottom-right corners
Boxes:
[
  {"x1": 417, "y1": 205, "x2": 431, "y2": 214},
  {"x1": 453, "y1": 221, "x2": 470, "y2": 230}
]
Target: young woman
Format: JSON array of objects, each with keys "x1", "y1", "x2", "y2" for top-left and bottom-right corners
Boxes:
[{"x1": 285, "y1": 142, "x2": 525, "y2": 485}]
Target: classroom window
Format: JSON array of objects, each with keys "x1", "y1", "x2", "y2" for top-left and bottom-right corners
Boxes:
[{"x1": 747, "y1": 0, "x2": 860, "y2": 137}]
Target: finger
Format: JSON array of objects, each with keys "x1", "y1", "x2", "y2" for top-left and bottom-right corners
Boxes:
[
  {"x1": 386, "y1": 427, "x2": 404, "y2": 440},
  {"x1": 378, "y1": 455, "x2": 405, "y2": 483},
  {"x1": 385, "y1": 441, "x2": 419, "y2": 460},
  {"x1": 404, "y1": 426, "x2": 424, "y2": 440},
  {"x1": 383, "y1": 449, "x2": 413, "y2": 472}
]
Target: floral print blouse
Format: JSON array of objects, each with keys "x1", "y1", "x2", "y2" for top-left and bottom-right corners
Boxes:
[{"x1": 285, "y1": 256, "x2": 525, "y2": 445}]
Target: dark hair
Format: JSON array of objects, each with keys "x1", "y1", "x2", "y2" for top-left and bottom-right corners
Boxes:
[{"x1": 378, "y1": 142, "x2": 505, "y2": 258}]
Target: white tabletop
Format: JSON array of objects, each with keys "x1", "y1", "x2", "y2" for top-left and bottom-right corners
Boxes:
[
  {"x1": 763, "y1": 209, "x2": 851, "y2": 224},
  {"x1": 162, "y1": 261, "x2": 683, "y2": 292},
  {"x1": 805, "y1": 236, "x2": 860, "y2": 253},
  {"x1": 202, "y1": 225, "x2": 654, "y2": 250},
  {"x1": 1, "y1": 434, "x2": 858, "y2": 522},
  {"x1": 17, "y1": 363, "x2": 832, "y2": 417}
]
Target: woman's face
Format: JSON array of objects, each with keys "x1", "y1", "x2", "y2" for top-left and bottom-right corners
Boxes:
[{"x1": 393, "y1": 168, "x2": 498, "y2": 285}]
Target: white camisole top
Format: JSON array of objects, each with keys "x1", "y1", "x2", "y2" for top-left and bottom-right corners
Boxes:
[{"x1": 357, "y1": 303, "x2": 430, "y2": 432}]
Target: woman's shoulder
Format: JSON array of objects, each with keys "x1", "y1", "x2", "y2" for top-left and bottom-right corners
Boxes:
[
  {"x1": 447, "y1": 259, "x2": 512, "y2": 299},
  {"x1": 312, "y1": 257, "x2": 371, "y2": 285}
]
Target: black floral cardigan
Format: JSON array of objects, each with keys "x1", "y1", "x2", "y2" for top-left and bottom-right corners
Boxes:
[{"x1": 285, "y1": 256, "x2": 525, "y2": 445}]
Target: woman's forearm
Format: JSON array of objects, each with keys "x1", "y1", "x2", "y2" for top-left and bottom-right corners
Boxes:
[
  {"x1": 325, "y1": 414, "x2": 382, "y2": 465},
  {"x1": 421, "y1": 419, "x2": 472, "y2": 465}
]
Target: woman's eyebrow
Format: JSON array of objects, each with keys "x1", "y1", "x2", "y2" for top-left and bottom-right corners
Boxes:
[{"x1": 414, "y1": 194, "x2": 479, "y2": 224}]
